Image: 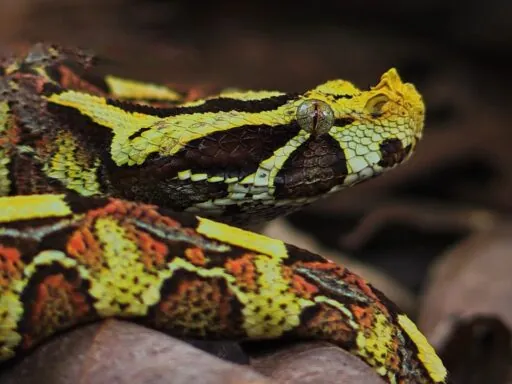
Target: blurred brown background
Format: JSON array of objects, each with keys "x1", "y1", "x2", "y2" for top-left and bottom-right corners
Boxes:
[{"x1": 1, "y1": 1, "x2": 512, "y2": 383}]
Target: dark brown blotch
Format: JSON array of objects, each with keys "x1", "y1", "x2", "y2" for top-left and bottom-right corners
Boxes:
[
  {"x1": 274, "y1": 134, "x2": 347, "y2": 198},
  {"x1": 378, "y1": 138, "x2": 408, "y2": 168}
]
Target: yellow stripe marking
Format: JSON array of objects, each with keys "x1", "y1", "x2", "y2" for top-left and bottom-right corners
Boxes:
[
  {"x1": 105, "y1": 75, "x2": 182, "y2": 102},
  {"x1": 236, "y1": 131, "x2": 309, "y2": 194},
  {"x1": 216, "y1": 90, "x2": 285, "y2": 101},
  {"x1": 196, "y1": 217, "x2": 288, "y2": 259},
  {"x1": 46, "y1": 91, "x2": 161, "y2": 134},
  {"x1": 243, "y1": 254, "x2": 313, "y2": 337},
  {"x1": 47, "y1": 91, "x2": 299, "y2": 166},
  {"x1": 0, "y1": 101, "x2": 11, "y2": 196},
  {"x1": 310, "y1": 79, "x2": 360, "y2": 98},
  {"x1": 179, "y1": 90, "x2": 285, "y2": 107},
  {"x1": 90, "y1": 217, "x2": 168, "y2": 316},
  {"x1": 0, "y1": 148, "x2": 11, "y2": 196},
  {"x1": 43, "y1": 132, "x2": 102, "y2": 196},
  {"x1": 314, "y1": 296, "x2": 359, "y2": 328},
  {"x1": 0, "y1": 194, "x2": 72, "y2": 222},
  {"x1": 0, "y1": 101, "x2": 8, "y2": 134},
  {"x1": 397, "y1": 314, "x2": 447, "y2": 382}
]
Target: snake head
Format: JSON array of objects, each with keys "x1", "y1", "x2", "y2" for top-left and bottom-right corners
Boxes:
[
  {"x1": 40, "y1": 61, "x2": 425, "y2": 224},
  {"x1": 272, "y1": 68, "x2": 425, "y2": 200}
]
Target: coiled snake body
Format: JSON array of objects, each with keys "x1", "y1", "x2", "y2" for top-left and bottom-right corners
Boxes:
[{"x1": 0, "y1": 44, "x2": 447, "y2": 383}]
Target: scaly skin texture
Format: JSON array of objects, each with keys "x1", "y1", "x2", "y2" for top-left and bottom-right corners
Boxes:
[
  {"x1": 0, "y1": 194, "x2": 446, "y2": 383},
  {"x1": 0, "y1": 44, "x2": 424, "y2": 225},
  {"x1": 0, "y1": 44, "x2": 447, "y2": 383}
]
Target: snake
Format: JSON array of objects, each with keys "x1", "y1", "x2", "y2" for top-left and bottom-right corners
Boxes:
[{"x1": 0, "y1": 43, "x2": 447, "y2": 383}]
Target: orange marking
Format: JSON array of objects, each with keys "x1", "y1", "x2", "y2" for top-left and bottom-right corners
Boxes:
[
  {"x1": 351, "y1": 304, "x2": 401, "y2": 371},
  {"x1": 154, "y1": 276, "x2": 241, "y2": 337},
  {"x1": 88, "y1": 199, "x2": 128, "y2": 218},
  {"x1": 343, "y1": 272, "x2": 390, "y2": 314},
  {"x1": 66, "y1": 227, "x2": 102, "y2": 269},
  {"x1": 177, "y1": 279, "x2": 197, "y2": 293},
  {"x1": 31, "y1": 279, "x2": 52, "y2": 325},
  {"x1": 57, "y1": 65, "x2": 105, "y2": 95},
  {"x1": 301, "y1": 261, "x2": 339, "y2": 272},
  {"x1": 156, "y1": 216, "x2": 181, "y2": 228},
  {"x1": 300, "y1": 303, "x2": 353, "y2": 342},
  {"x1": 3, "y1": 118, "x2": 21, "y2": 145},
  {"x1": 136, "y1": 230, "x2": 168, "y2": 269},
  {"x1": 0, "y1": 133, "x2": 9, "y2": 146},
  {"x1": 87, "y1": 199, "x2": 183, "y2": 230},
  {"x1": 0, "y1": 246, "x2": 24, "y2": 287},
  {"x1": 351, "y1": 305, "x2": 374, "y2": 329},
  {"x1": 68, "y1": 230, "x2": 86, "y2": 253},
  {"x1": 225, "y1": 253, "x2": 257, "y2": 291},
  {"x1": 185, "y1": 247, "x2": 206, "y2": 266},
  {"x1": 298, "y1": 261, "x2": 391, "y2": 315},
  {"x1": 29, "y1": 274, "x2": 91, "y2": 343},
  {"x1": 289, "y1": 271, "x2": 319, "y2": 299},
  {"x1": 125, "y1": 201, "x2": 183, "y2": 229}
]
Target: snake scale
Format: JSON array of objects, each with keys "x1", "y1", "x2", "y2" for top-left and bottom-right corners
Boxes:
[{"x1": 0, "y1": 43, "x2": 447, "y2": 383}]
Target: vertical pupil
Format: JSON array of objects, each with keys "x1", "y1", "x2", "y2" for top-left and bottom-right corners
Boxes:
[
  {"x1": 312, "y1": 103, "x2": 319, "y2": 130},
  {"x1": 296, "y1": 99, "x2": 334, "y2": 134}
]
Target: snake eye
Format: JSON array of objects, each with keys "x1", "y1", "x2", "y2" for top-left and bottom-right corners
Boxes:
[
  {"x1": 365, "y1": 94, "x2": 390, "y2": 117},
  {"x1": 296, "y1": 99, "x2": 334, "y2": 135}
]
